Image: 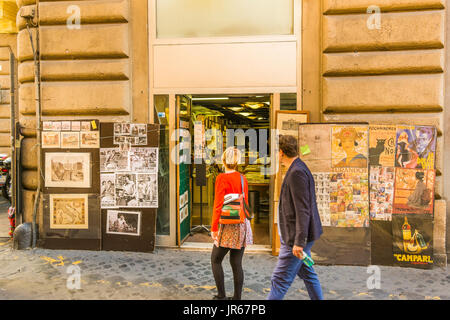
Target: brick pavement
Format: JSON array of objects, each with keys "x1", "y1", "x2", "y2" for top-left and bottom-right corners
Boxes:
[{"x1": 0, "y1": 240, "x2": 448, "y2": 300}]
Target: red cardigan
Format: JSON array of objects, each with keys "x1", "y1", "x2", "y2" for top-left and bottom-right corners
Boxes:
[{"x1": 211, "y1": 171, "x2": 249, "y2": 232}]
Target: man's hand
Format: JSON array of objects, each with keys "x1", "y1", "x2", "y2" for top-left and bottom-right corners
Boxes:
[
  {"x1": 292, "y1": 245, "x2": 304, "y2": 259},
  {"x1": 211, "y1": 231, "x2": 218, "y2": 242}
]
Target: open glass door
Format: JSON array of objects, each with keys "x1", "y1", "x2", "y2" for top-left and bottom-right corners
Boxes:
[{"x1": 177, "y1": 95, "x2": 193, "y2": 245}]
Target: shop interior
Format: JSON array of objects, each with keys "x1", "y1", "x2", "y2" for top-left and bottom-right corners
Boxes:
[{"x1": 185, "y1": 94, "x2": 272, "y2": 245}]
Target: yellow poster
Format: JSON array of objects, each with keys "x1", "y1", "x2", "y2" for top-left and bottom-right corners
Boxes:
[
  {"x1": 331, "y1": 126, "x2": 368, "y2": 168},
  {"x1": 369, "y1": 125, "x2": 396, "y2": 167}
]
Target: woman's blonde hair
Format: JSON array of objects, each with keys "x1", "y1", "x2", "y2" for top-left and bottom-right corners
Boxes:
[{"x1": 221, "y1": 147, "x2": 242, "y2": 170}]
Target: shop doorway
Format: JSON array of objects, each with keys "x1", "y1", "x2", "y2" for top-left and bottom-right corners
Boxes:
[{"x1": 177, "y1": 94, "x2": 272, "y2": 247}]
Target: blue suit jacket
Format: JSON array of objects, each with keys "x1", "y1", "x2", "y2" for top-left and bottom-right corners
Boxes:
[{"x1": 278, "y1": 157, "x2": 323, "y2": 248}]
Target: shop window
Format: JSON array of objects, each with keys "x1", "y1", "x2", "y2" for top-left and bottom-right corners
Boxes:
[
  {"x1": 155, "y1": 95, "x2": 170, "y2": 235},
  {"x1": 156, "y1": 0, "x2": 294, "y2": 38}
]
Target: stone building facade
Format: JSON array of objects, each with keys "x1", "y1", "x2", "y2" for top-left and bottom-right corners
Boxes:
[{"x1": 0, "y1": 0, "x2": 448, "y2": 262}]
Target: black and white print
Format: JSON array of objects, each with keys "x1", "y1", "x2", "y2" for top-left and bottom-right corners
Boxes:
[
  {"x1": 313, "y1": 172, "x2": 331, "y2": 226},
  {"x1": 100, "y1": 148, "x2": 130, "y2": 172},
  {"x1": 106, "y1": 210, "x2": 141, "y2": 236},
  {"x1": 113, "y1": 123, "x2": 148, "y2": 146},
  {"x1": 115, "y1": 173, "x2": 139, "y2": 207},
  {"x1": 130, "y1": 147, "x2": 158, "y2": 172},
  {"x1": 101, "y1": 173, "x2": 116, "y2": 208},
  {"x1": 136, "y1": 173, "x2": 158, "y2": 207}
]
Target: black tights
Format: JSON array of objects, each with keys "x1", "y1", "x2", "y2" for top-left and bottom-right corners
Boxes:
[{"x1": 211, "y1": 245, "x2": 245, "y2": 300}]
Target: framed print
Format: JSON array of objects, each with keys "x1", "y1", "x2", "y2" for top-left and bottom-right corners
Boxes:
[
  {"x1": 275, "y1": 111, "x2": 309, "y2": 138},
  {"x1": 61, "y1": 121, "x2": 71, "y2": 131},
  {"x1": 44, "y1": 152, "x2": 91, "y2": 188},
  {"x1": 80, "y1": 131, "x2": 100, "y2": 148},
  {"x1": 51, "y1": 121, "x2": 62, "y2": 131},
  {"x1": 81, "y1": 121, "x2": 91, "y2": 131},
  {"x1": 71, "y1": 121, "x2": 81, "y2": 131},
  {"x1": 42, "y1": 132, "x2": 60, "y2": 148},
  {"x1": 61, "y1": 132, "x2": 80, "y2": 149},
  {"x1": 49, "y1": 194, "x2": 89, "y2": 229},
  {"x1": 43, "y1": 121, "x2": 53, "y2": 131},
  {"x1": 106, "y1": 210, "x2": 141, "y2": 236}
]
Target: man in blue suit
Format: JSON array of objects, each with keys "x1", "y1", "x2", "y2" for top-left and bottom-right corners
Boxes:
[{"x1": 267, "y1": 135, "x2": 324, "y2": 300}]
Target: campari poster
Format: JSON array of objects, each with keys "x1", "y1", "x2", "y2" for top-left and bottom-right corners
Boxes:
[{"x1": 392, "y1": 214, "x2": 433, "y2": 269}]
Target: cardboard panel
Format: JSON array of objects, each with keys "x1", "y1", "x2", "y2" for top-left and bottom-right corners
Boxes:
[{"x1": 370, "y1": 220, "x2": 394, "y2": 266}]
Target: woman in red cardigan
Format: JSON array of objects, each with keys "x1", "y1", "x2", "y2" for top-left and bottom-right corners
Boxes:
[{"x1": 211, "y1": 147, "x2": 253, "y2": 300}]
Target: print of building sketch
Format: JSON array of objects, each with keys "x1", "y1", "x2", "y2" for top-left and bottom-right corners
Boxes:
[
  {"x1": 331, "y1": 126, "x2": 368, "y2": 168},
  {"x1": 137, "y1": 173, "x2": 158, "y2": 207},
  {"x1": 369, "y1": 125, "x2": 396, "y2": 167},
  {"x1": 115, "y1": 173, "x2": 138, "y2": 207},
  {"x1": 106, "y1": 210, "x2": 141, "y2": 236},
  {"x1": 80, "y1": 131, "x2": 100, "y2": 148},
  {"x1": 101, "y1": 173, "x2": 116, "y2": 208},
  {"x1": 113, "y1": 123, "x2": 148, "y2": 146},
  {"x1": 42, "y1": 132, "x2": 61, "y2": 148},
  {"x1": 275, "y1": 111, "x2": 309, "y2": 138},
  {"x1": 393, "y1": 168, "x2": 435, "y2": 215},
  {"x1": 299, "y1": 124, "x2": 332, "y2": 172},
  {"x1": 50, "y1": 194, "x2": 89, "y2": 229},
  {"x1": 312, "y1": 172, "x2": 331, "y2": 226},
  {"x1": 369, "y1": 166, "x2": 395, "y2": 221},
  {"x1": 61, "y1": 132, "x2": 80, "y2": 149},
  {"x1": 43, "y1": 122, "x2": 53, "y2": 131},
  {"x1": 130, "y1": 147, "x2": 158, "y2": 172},
  {"x1": 81, "y1": 121, "x2": 91, "y2": 131},
  {"x1": 100, "y1": 148, "x2": 130, "y2": 172},
  {"x1": 329, "y1": 168, "x2": 369, "y2": 227},
  {"x1": 395, "y1": 125, "x2": 436, "y2": 170},
  {"x1": 45, "y1": 152, "x2": 91, "y2": 188}
]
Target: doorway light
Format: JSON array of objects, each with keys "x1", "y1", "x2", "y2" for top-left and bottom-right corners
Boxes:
[{"x1": 192, "y1": 97, "x2": 230, "y2": 101}]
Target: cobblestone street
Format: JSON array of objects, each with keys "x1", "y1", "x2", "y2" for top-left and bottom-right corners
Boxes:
[{"x1": 0, "y1": 240, "x2": 448, "y2": 300}]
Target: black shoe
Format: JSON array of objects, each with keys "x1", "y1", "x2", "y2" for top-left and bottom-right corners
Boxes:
[{"x1": 213, "y1": 295, "x2": 227, "y2": 300}]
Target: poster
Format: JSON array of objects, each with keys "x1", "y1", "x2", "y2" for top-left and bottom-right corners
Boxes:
[
  {"x1": 113, "y1": 123, "x2": 148, "y2": 146},
  {"x1": 276, "y1": 111, "x2": 309, "y2": 138},
  {"x1": 369, "y1": 125, "x2": 396, "y2": 167},
  {"x1": 136, "y1": 173, "x2": 158, "y2": 207},
  {"x1": 299, "y1": 125, "x2": 332, "y2": 172},
  {"x1": 115, "y1": 173, "x2": 138, "y2": 207},
  {"x1": 49, "y1": 194, "x2": 89, "y2": 229},
  {"x1": 101, "y1": 173, "x2": 116, "y2": 208},
  {"x1": 393, "y1": 168, "x2": 435, "y2": 215},
  {"x1": 45, "y1": 152, "x2": 91, "y2": 188},
  {"x1": 312, "y1": 172, "x2": 331, "y2": 226},
  {"x1": 369, "y1": 166, "x2": 395, "y2": 221},
  {"x1": 100, "y1": 148, "x2": 130, "y2": 172},
  {"x1": 130, "y1": 147, "x2": 158, "y2": 172},
  {"x1": 329, "y1": 167, "x2": 369, "y2": 227},
  {"x1": 331, "y1": 125, "x2": 368, "y2": 168},
  {"x1": 395, "y1": 125, "x2": 436, "y2": 170},
  {"x1": 392, "y1": 214, "x2": 433, "y2": 269},
  {"x1": 106, "y1": 210, "x2": 141, "y2": 236},
  {"x1": 42, "y1": 132, "x2": 60, "y2": 148}
]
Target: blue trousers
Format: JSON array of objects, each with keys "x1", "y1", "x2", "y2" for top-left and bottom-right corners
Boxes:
[{"x1": 267, "y1": 240, "x2": 323, "y2": 300}]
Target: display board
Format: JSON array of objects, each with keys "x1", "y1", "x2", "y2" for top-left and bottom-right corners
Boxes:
[
  {"x1": 100, "y1": 123, "x2": 160, "y2": 253},
  {"x1": 40, "y1": 120, "x2": 101, "y2": 250},
  {"x1": 298, "y1": 123, "x2": 437, "y2": 268},
  {"x1": 368, "y1": 124, "x2": 436, "y2": 268},
  {"x1": 298, "y1": 123, "x2": 370, "y2": 265}
]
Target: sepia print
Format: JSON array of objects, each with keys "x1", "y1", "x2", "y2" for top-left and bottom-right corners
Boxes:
[
  {"x1": 115, "y1": 173, "x2": 139, "y2": 207},
  {"x1": 80, "y1": 131, "x2": 100, "y2": 148},
  {"x1": 130, "y1": 147, "x2": 158, "y2": 173},
  {"x1": 50, "y1": 194, "x2": 89, "y2": 229},
  {"x1": 137, "y1": 173, "x2": 158, "y2": 207},
  {"x1": 61, "y1": 132, "x2": 80, "y2": 149},
  {"x1": 42, "y1": 132, "x2": 61, "y2": 148},
  {"x1": 45, "y1": 152, "x2": 91, "y2": 188}
]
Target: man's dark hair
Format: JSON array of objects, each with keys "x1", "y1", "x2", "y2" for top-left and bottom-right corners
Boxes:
[{"x1": 279, "y1": 135, "x2": 298, "y2": 158}]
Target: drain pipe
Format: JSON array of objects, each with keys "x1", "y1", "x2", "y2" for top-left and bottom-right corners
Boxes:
[{"x1": 22, "y1": 4, "x2": 41, "y2": 248}]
